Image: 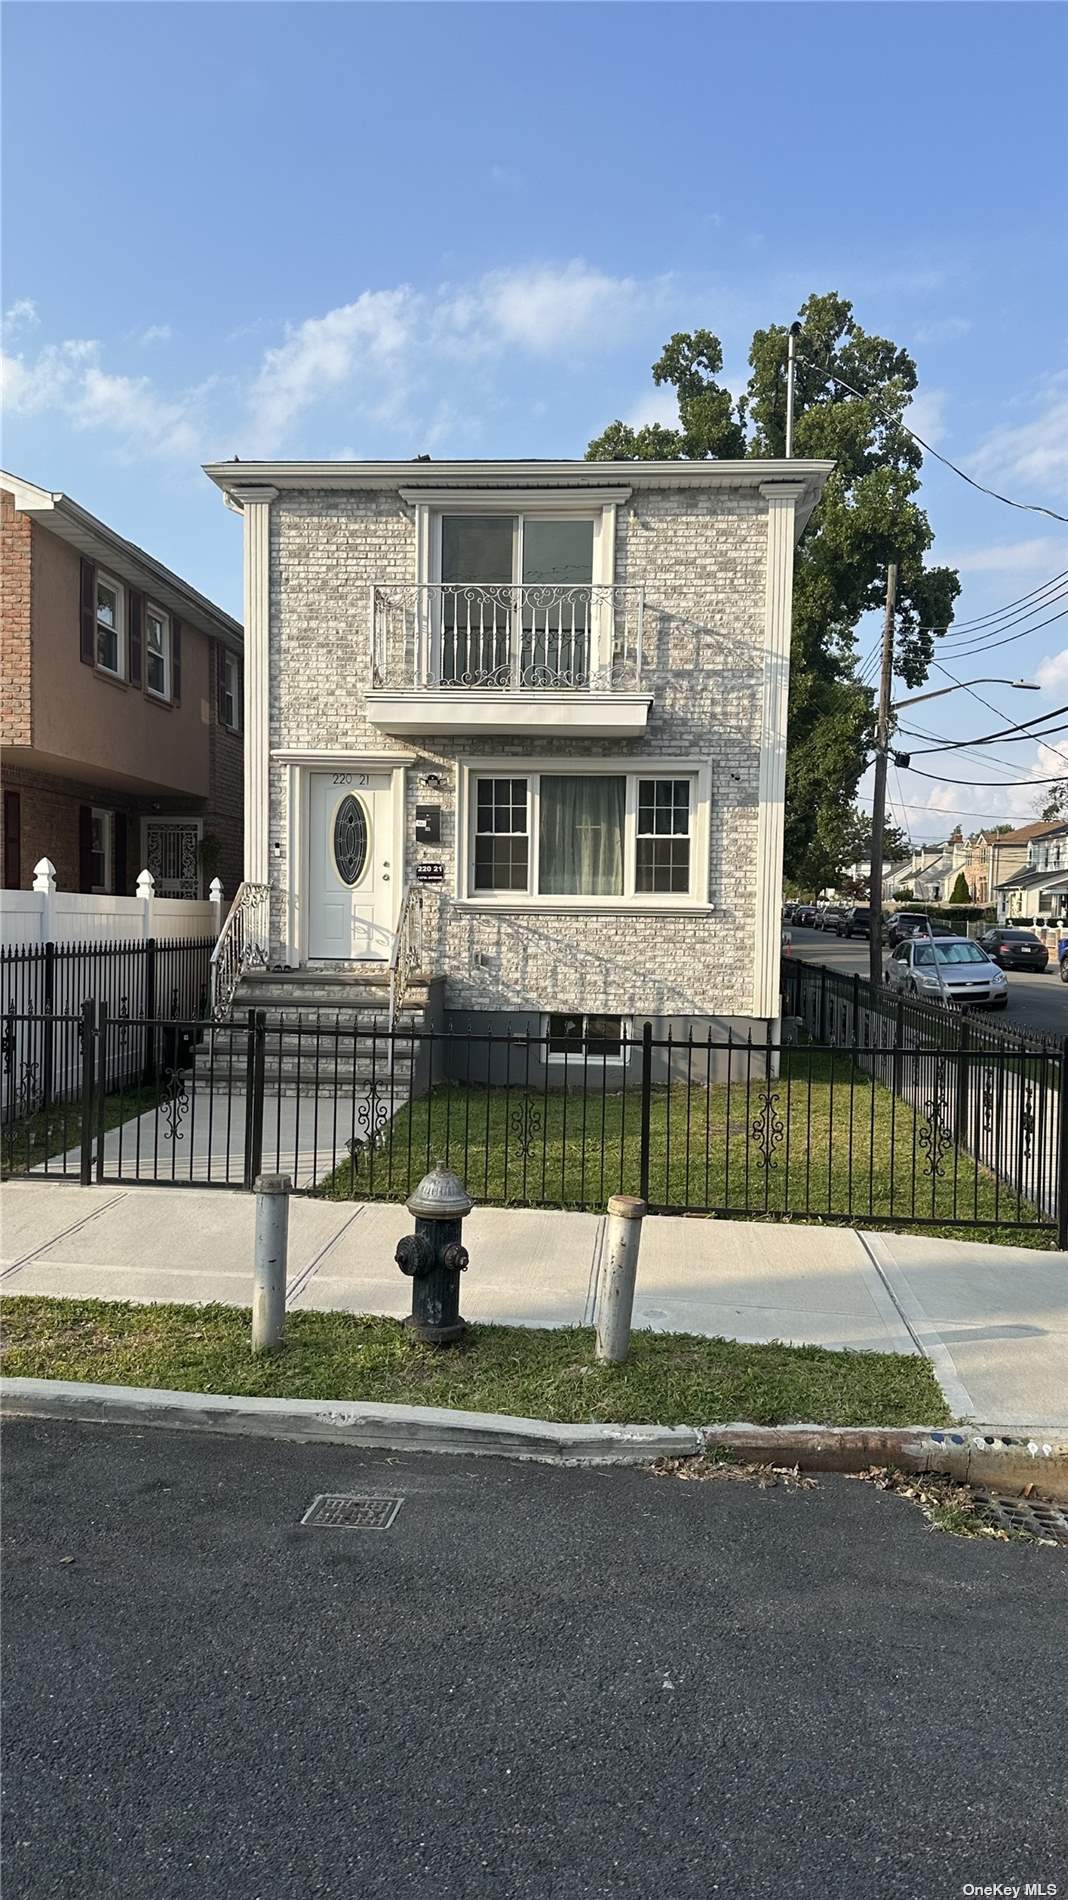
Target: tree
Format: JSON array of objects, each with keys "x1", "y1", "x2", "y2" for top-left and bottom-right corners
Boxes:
[
  {"x1": 1039, "y1": 783, "x2": 1068, "y2": 822},
  {"x1": 587, "y1": 293, "x2": 960, "y2": 889},
  {"x1": 949, "y1": 870, "x2": 971, "y2": 904}
]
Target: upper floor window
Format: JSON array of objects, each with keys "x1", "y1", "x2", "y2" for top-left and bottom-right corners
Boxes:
[
  {"x1": 144, "y1": 604, "x2": 171, "y2": 699},
  {"x1": 222, "y1": 651, "x2": 242, "y2": 731},
  {"x1": 96, "y1": 573, "x2": 124, "y2": 677},
  {"x1": 440, "y1": 513, "x2": 596, "y2": 687}
]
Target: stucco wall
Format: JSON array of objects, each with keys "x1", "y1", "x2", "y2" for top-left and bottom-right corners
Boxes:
[
  {"x1": 267, "y1": 486, "x2": 770, "y2": 1020},
  {"x1": 29, "y1": 520, "x2": 211, "y2": 798}
]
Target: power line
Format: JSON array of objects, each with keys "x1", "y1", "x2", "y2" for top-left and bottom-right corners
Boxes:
[
  {"x1": 896, "y1": 722, "x2": 1040, "y2": 777},
  {"x1": 940, "y1": 601, "x2": 1068, "y2": 658},
  {"x1": 937, "y1": 582, "x2": 1068, "y2": 642},
  {"x1": 924, "y1": 572, "x2": 1068, "y2": 638},
  {"x1": 796, "y1": 351, "x2": 1068, "y2": 525},
  {"x1": 907, "y1": 765, "x2": 1066, "y2": 788},
  {"x1": 930, "y1": 658, "x2": 1068, "y2": 772},
  {"x1": 855, "y1": 788, "x2": 1045, "y2": 823},
  {"x1": 898, "y1": 697, "x2": 1068, "y2": 755}
]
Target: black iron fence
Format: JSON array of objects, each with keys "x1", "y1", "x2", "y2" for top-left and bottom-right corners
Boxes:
[
  {"x1": 5, "y1": 999, "x2": 1065, "y2": 1243},
  {"x1": 0, "y1": 937, "x2": 212, "y2": 1121}
]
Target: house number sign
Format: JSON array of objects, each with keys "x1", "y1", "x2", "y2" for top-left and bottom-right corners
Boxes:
[{"x1": 416, "y1": 863, "x2": 445, "y2": 883}]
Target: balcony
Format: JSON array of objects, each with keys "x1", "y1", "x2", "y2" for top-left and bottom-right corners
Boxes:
[{"x1": 364, "y1": 583, "x2": 652, "y2": 737}]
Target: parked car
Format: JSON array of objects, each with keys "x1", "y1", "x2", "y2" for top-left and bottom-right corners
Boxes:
[
  {"x1": 1059, "y1": 937, "x2": 1068, "y2": 984},
  {"x1": 819, "y1": 904, "x2": 847, "y2": 931},
  {"x1": 837, "y1": 907, "x2": 873, "y2": 939},
  {"x1": 884, "y1": 936, "x2": 1008, "y2": 1009},
  {"x1": 976, "y1": 927, "x2": 1049, "y2": 972},
  {"x1": 886, "y1": 911, "x2": 929, "y2": 950},
  {"x1": 794, "y1": 903, "x2": 817, "y2": 927}
]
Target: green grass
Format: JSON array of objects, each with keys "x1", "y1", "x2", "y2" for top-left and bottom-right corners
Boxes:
[
  {"x1": 0, "y1": 1296, "x2": 951, "y2": 1428},
  {"x1": 0, "y1": 1085, "x2": 159, "y2": 1181},
  {"x1": 315, "y1": 1051, "x2": 1055, "y2": 1249}
]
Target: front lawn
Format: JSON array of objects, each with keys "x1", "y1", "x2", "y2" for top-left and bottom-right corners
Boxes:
[
  {"x1": 0, "y1": 1296, "x2": 950, "y2": 1428},
  {"x1": 314, "y1": 1050, "x2": 1053, "y2": 1247}
]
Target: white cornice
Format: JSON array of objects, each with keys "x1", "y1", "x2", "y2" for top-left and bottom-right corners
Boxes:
[
  {"x1": 204, "y1": 457, "x2": 833, "y2": 491},
  {"x1": 397, "y1": 485, "x2": 633, "y2": 508}
]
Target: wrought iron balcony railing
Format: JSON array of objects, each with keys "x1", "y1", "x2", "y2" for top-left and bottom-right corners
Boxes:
[{"x1": 369, "y1": 583, "x2": 645, "y2": 692}]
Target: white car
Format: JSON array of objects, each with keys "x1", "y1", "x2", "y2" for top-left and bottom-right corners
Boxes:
[{"x1": 884, "y1": 935, "x2": 1008, "y2": 1010}]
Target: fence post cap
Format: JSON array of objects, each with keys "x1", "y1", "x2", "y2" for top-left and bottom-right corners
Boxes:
[
  {"x1": 209, "y1": 877, "x2": 224, "y2": 901},
  {"x1": 254, "y1": 1173, "x2": 292, "y2": 1195},
  {"x1": 32, "y1": 857, "x2": 56, "y2": 891},
  {"x1": 136, "y1": 868, "x2": 155, "y2": 896},
  {"x1": 607, "y1": 1194, "x2": 646, "y2": 1220}
]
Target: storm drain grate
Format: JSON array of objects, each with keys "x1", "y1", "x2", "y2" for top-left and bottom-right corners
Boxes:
[
  {"x1": 300, "y1": 1495, "x2": 404, "y2": 1531},
  {"x1": 974, "y1": 1492, "x2": 1068, "y2": 1545}
]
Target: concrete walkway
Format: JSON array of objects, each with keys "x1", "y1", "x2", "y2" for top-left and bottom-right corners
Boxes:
[{"x1": 2, "y1": 1180, "x2": 1066, "y2": 1428}]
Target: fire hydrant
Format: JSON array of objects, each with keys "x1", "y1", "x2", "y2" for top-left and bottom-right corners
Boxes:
[{"x1": 394, "y1": 1165, "x2": 472, "y2": 1345}]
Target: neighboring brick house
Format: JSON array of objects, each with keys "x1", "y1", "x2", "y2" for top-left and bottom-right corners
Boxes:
[
  {"x1": 1, "y1": 473, "x2": 244, "y2": 899},
  {"x1": 204, "y1": 457, "x2": 830, "y2": 1050}
]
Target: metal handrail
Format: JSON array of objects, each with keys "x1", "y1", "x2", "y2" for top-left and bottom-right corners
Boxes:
[
  {"x1": 370, "y1": 581, "x2": 645, "y2": 692},
  {"x1": 388, "y1": 882, "x2": 425, "y2": 1029},
  {"x1": 209, "y1": 881, "x2": 271, "y2": 1020}
]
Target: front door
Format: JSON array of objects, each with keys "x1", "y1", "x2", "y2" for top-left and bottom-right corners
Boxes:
[{"x1": 307, "y1": 771, "x2": 394, "y2": 960}]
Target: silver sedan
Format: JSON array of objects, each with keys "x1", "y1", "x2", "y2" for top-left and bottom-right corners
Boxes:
[{"x1": 884, "y1": 935, "x2": 1009, "y2": 1010}]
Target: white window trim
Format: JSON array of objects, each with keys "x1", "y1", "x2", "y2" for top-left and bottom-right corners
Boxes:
[
  {"x1": 90, "y1": 807, "x2": 113, "y2": 894},
  {"x1": 457, "y1": 758, "x2": 711, "y2": 913},
  {"x1": 223, "y1": 650, "x2": 242, "y2": 731},
  {"x1": 543, "y1": 1011, "x2": 631, "y2": 1068},
  {"x1": 144, "y1": 601, "x2": 172, "y2": 701},
  {"x1": 95, "y1": 570, "x2": 125, "y2": 680}
]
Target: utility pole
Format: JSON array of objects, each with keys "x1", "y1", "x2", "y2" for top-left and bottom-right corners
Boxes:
[
  {"x1": 868, "y1": 560, "x2": 898, "y2": 987},
  {"x1": 784, "y1": 321, "x2": 801, "y2": 457}
]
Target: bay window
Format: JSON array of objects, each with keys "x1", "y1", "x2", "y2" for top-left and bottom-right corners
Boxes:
[{"x1": 468, "y1": 769, "x2": 703, "y2": 903}]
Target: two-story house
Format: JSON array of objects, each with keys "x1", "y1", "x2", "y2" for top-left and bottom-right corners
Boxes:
[
  {"x1": 995, "y1": 821, "x2": 1068, "y2": 922},
  {"x1": 204, "y1": 457, "x2": 831, "y2": 1066},
  {"x1": 1, "y1": 472, "x2": 244, "y2": 899}
]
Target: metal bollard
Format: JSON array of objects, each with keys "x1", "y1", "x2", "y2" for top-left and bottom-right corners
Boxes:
[
  {"x1": 395, "y1": 1165, "x2": 472, "y2": 1346},
  {"x1": 595, "y1": 1193, "x2": 646, "y2": 1364},
  {"x1": 252, "y1": 1172, "x2": 291, "y2": 1352}
]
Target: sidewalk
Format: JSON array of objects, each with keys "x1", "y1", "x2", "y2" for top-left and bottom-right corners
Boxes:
[{"x1": 2, "y1": 1180, "x2": 1066, "y2": 1429}]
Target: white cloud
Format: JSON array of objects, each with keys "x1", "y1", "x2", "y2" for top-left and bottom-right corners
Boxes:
[
  {"x1": 945, "y1": 538, "x2": 1065, "y2": 575},
  {"x1": 1034, "y1": 648, "x2": 1068, "y2": 695},
  {"x1": 475, "y1": 261, "x2": 647, "y2": 355},
  {"x1": 627, "y1": 387, "x2": 679, "y2": 431},
  {"x1": 247, "y1": 288, "x2": 415, "y2": 450},
  {"x1": 3, "y1": 298, "x2": 39, "y2": 337},
  {"x1": 914, "y1": 316, "x2": 971, "y2": 345},
  {"x1": 1, "y1": 329, "x2": 209, "y2": 463},
  {"x1": 1, "y1": 338, "x2": 97, "y2": 414},
  {"x1": 971, "y1": 381, "x2": 1068, "y2": 499},
  {"x1": 138, "y1": 324, "x2": 174, "y2": 347},
  {"x1": 907, "y1": 386, "x2": 949, "y2": 446}
]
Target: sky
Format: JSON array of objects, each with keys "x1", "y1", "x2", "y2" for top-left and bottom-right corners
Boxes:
[{"x1": 3, "y1": 1, "x2": 1066, "y2": 847}]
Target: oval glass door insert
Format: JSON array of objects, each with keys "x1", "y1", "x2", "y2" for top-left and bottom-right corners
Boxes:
[{"x1": 333, "y1": 795, "x2": 369, "y2": 886}]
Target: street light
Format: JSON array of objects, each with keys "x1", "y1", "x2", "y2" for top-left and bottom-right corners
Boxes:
[{"x1": 890, "y1": 678, "x2": 1040, "y2": 711}]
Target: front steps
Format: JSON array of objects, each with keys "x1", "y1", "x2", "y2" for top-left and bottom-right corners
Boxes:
[{"x1": 208, "y1": 966, "x2": 430, "y2": 1097}]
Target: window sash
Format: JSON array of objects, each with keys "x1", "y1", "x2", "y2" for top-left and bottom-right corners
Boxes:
[
  {"x1": 96, "y1": 576, "x2": 123, "y2": 676},
  {"x1": 223, "y1": 655, "x2": 242, "y2": 730},
  {"x1": 469, "y1": 771, "x2": 700, "y2": 902},
  {"x1": 546, "y1": 1012, "x2": 626, "y2": 1062},
  {"x1": 145, "y1": 607, "x2": 170, "y2": 698}
]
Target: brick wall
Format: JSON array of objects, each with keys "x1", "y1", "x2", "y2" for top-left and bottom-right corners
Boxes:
[
  {"x1": 0, "y1": 489, "x2": 33, "y2": 746},
  {"x1": 267, "y1": 486, "x2": 770, "y2": 1021}
]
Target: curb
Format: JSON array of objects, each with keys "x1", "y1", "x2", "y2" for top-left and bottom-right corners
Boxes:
[
  {"x1": 0, "y1": 1378, "x2": 698, "y2": 1465},
  {"x1": 2, "y1": 1379, "x2": 1066, "y2": 1495}
]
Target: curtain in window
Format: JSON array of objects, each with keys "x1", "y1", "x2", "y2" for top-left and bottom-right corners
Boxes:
[{"x1": 539, "y1": 776, "x2": 624, "y2": 895}]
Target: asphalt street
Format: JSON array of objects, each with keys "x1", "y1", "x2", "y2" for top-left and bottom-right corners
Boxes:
[
  {"x1": 788, "y1": 925, "x2": 1068, "y2": 1038},
  {"x1": 2, "y1": 1420, "x2": 1066, "y2": 1900}
]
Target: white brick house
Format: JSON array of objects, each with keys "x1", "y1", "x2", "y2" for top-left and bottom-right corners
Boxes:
[{"x1": 204, "y1": 459, "x2": 830, "y2": 1061}]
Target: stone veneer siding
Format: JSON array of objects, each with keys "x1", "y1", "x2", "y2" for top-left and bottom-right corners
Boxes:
[{"x1": 268, "y1": 486, "x2": 771, "y2": 1021}]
